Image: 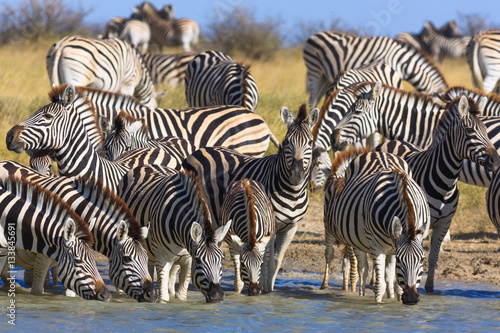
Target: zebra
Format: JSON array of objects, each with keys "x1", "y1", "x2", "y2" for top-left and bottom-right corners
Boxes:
[
  {"x1": 467, "y1": 30, "x2": 500, "y2": 93},
  {"x1": 420, "y1": 21, "x2": 470, "y2": 63},
  {"x1": 185, "y1": 50, "x2": 259, "y2": 112},
  {"x1": 310, "y1": 61, "x2": 403, "y2": 188},
  {"x1": 102, "y1": 111, "x2": 195, "y2": 162},
  {"x1": 486, "y1": 167, "x2": 500, "y2": 235},
  {"x1": 142, "y1": 52, "x2": 195, "y2": 86},
  {"x1": 395, "y1": 32, "x2": 428, "y2": 53},
  {"x1": 183, "y1": 104, "x2": 319, "y2": 290},
  {"x1": 0, "y1": 160, "x2": 156, "y2": 302},
  {"x1": 303, "y1": 30, "x2": 448, "y2": 108},
  {"x1": 438, "y1": 20, "x2": 463, "y2": 38},
  {"x1": 5, "y1": 84, "x2": 178, "y2": 193},
  {"x1": 442, "y1": 86, "x2": 500, "y2": 116},
  {"x1": 119, "y1": 19, "x2": 151, "y2": 53},
  {"x1": 352, "y1": 96, "x2": 499, "y2": 292},
  {"x1": 158, "y1": 4, "x2": 175, "y2": 20},
  {"x1": 322, "y1": 149, "x2": 430, "y2": 304},
  {"x1": 79, "y1": 85, "x2": 278, "y2": 156},
  {"x1": 118, "y1": 165, "x2": 231, "y2": 302},
  {"x1": 220, "y1": 179, "x2": 276, "y2": 295},
  {"x1": 28, "y1": 150, "x2": 55, "y2": 176},
  {"x1": 99, "y1": 16, "x2": 127, "y2": 39},
  {"x1": 0, "y1": 175, "x2": 111, "y2": 301},
  {"x1": 46, "y1": 35, "x2": 157, "y2": 108},
  {"x1": 133, "y1": 1, "x2": 199, "y2": 52}
]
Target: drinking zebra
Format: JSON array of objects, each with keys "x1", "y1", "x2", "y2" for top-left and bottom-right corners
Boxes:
[
  {"x1": 183, "y1": 104, "x2": 319, "y2": 290},
  {"x1": 133, "y1": 1, "x2": 199, "y2": 52},
  {"x1": 0, "y1": 176, "x2": 110, "y2": 301},
  {"x1": 311, "y1": 62, "x2": 403, "y2": 188},
  {"x1": 118, "y1": 165, "x2": 231, "y2": 302},
  {"x1": 185, "y1": 50, "x2": 259, "y2": 112},
  {"x1": 0, "y1": 160, "x2": 156, "y2": 302},
  {"x1": 322, "y1": 149, "x2": 430, "y2": 304},
  {"x1": 467, "y1": 30, "x2": 500, "y2": 93},
  {"x1": 46, "y1": 35, "x2": 157, "y2": 108},
  {"x1": 142, "y1": 52, "x2": 195, "y2": 86},
  {"x1": 303, "y1": 30, "x2": 447, "y2": 108},
  {"x1": 5, "y1": 85, "x2": 178, "y2": 193},
  {"x1": 220, "y1": 179, "x2": 276, "y2": 295},
  {"x1": 102, "y1": 111, "x2": 195, "y2": 161},
  {"x1": 336, "y1": 95, "x2": 500, "y2": 292},
  {"x1": 420, "y1": 21, "x2": 470, "y2": 63}
]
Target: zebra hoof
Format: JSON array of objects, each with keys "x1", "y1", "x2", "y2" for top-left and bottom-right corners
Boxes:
[{"x1": 320, "y1": 282, "x2": 329, "y2": 290}]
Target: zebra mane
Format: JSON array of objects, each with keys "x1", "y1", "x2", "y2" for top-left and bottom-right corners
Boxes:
[
  {"x1": 432, "y1": 95, "x2": 481, "y2": 147},
  {"x1": 392, "y1": 168, "x2": 417, "y2": 240},
  {"x1": 313, "y1": 88, "x2": 340, "y2": 142},
  {"x1": 72, "y1": 176, "x2": 145, "y2": 242},
  {"x1": 48, "y1": 84, "x2": 105, "y2": 147},
  {"x1": 114, "y1": 110, "x2": 149, "y2": 137},
  {"x1": 350, "y1": 81, "x2": 438, "y2": 106},
  {"x1": 444, "y1": 85, "x2": 500, "y2": 105},
  {"x1": 243, "y1": 179, "x2": 257, "y2": 248},
  {"x1": 0, "y1": 175, "x2": 94, "y2": 246},
  {"x1": 240, "y1": 64, "x2": 251, "y2": 109},
  {"x1": 81, "y1": 86, "x2": 144, "y2": 109},
  {"x1": 398, "y1": 41, "x2": 447, "y2": 85},
  {"x1": 296, "y1": 103, "x2": 308, "y2": 122},
  {"x1": 180, "y1": 170, "x2": 216, "y2": 242},
  {"x1": 330, "y1": 146, "x2": 372, "y2": 179}
]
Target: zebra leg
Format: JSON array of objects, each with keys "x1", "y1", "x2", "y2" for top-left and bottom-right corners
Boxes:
[
  {"x1": 168, "y1": 263, "x2": 180, "y2": 296},
  {"x1": 348, "y1": 246, "x2": 359, "y2": 292},
  {"x1": 261, "y1": 234, "x2": 275, "y2": 294},
  {"x1": 341, "y1": 250, "x2": 350, "y2": 291},
  {"x1": 385, "y1": 254, "x2": 396, "y2": 299},
  {"x1": 425, "y1": 219, "x2": 451, "y2": 293},
  {"x1": 482, "y1": 74, "x2": 500, "y2": 93},
  {"x1": 371, "y1": 250, "x2": 387, "y2": 303},
  {"x1": 271, "y1": 223, "x2": 299, "y2": 291},
  {"x1": 229, "y1": 244, "x2": 244, "y2": 293},
  {"x1": 31, "y1": 254, "x2": 52, "y2": 295},
  {"x1": 156, "y1": 257, "x2": 173, "y2": 302},
  {"x1": 175, "y1": 256, "x2": 192, "y2": 301},
  {"x1": 353, "y1": 249, "x2": 368, "y2": 297},
  {"x1": 51, "y1": 266, "x2": 59, "y2": 286},
  {"x1": 320, "y1": 233, "x2": 335, "y2": 290}
]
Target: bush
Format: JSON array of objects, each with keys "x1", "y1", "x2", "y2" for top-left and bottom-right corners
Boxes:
[
  {"x1": 0, "y1": 0, "x2": 93, "y2": 44},
  {"x1": 203, "y1": 6, "x2": 283, "y2": 60}
]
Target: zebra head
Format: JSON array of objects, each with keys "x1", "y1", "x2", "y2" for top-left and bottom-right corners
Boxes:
[
  {"x1": 331, "y1": 81, "x2": 383, "y2": 152},
  {"x1": 6, "y1": 84, "x2": 94, "y2": 154},
  {"x1": 190, "y1": 220, "x2": 232, "y2": 303},
  {"x1": 447, "y1": 96, "x2": 500, "y2": 172},
  {"x1": 57, "y1": 218, "x2": 111, "y2": 302},
  {"x1": 280, "y1": 104, "x2": 319, "y2": 186},
  {"x1": 103, "y1": 111, "x2": 145, "y2": 160},
  {"x1": 107, "y1": 220, "x2": 156, "y2": 302}
]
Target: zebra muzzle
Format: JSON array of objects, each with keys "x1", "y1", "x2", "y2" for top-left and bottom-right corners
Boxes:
[
  {"x1": 402, "y1": 284, "x2": 420, "y2": 305},
  {"x1": 95, "y1": 280, "x2": 112, "y2": 302},
  {"x1": 6, "y1": 125, "x2": 25, "y2": 153},
  {"x1": 486, "y1": 148, "x2": 500, "y2": 173},
  {"x1": 247, "y1": 282, "x2": 261, "y2": 296},
  {"x1": 138, "y1": 279, "x2": 158, "y2": 303},
  {"x1": 205, "y1": 282, "x2": 225, "y2": 303}
]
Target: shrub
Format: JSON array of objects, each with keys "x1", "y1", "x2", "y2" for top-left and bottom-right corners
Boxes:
[
  {"x1": 0, "y1": 0, "x2": 93, "y2": 44},
  {"x1": 203, "y1": 6, "x2": 283, "y2": 60}
]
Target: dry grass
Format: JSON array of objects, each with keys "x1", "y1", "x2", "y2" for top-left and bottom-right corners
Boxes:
[{"x1": 0, "y1": 40, "x2": 496, "y2": 236}]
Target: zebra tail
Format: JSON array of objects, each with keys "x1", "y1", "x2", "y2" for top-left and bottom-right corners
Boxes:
[
  {"x1": 269, "y1": 130, "x2": 280, "y2": 148},
  {"x1": 467, "y1": 37, "x2": 482, "y2": 90},
  {"x1": 47, "y1": 41, "x2": 64, "y2": 86}
]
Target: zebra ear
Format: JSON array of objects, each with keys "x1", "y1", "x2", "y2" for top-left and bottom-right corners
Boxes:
[
  {"x1": 280, "y1": 107, "x2": 294, "y2": 127},
  {"x1": 99, "y1": 115, "x2": 110, "y2": 133},
  {"x1": 392, "y1": 216, "x2": 402, "y2": 240},
  {"x1": 63, "y1": 218, "x2": 77, "y2": 245},
  {"x1": 308, "y1": 108, "x2": 320, "y2": 127},
  {"x1": 62, "y1": 84, "x2": 77, "y2": 107},
  {"x1": 117, "y1": 220, "x2": 129, "y2": 242},
  {"x1": 230, "y1": 233, "x2": 245, "y2": 252},
  {"x1": 215, "y1": 219, "x2": 232, "y2": 243},
  {"x1": 190, "y1": 222, "x2": 203, "y2": 244},
  {"x1": 458, "y1": 95, "x2": 469, "y2": 117},
  {"x1": 477, "y1": 96, "x2": 487, "y2": 115},
  {"x1": 140, "y1": 222, "x2": 150, "y2": 240},
  {"x1": 88, "y1": 217, "x2": 97, "y2": 231},
  {"x1": 126, "y1": 120, "x2": 143, "y2": 134},
  {"x1": 372, "y1": 80, "x2": 383, "y2": 100}
]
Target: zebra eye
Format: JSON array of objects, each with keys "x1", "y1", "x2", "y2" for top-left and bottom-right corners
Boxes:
[
  {"x1": 43, "y1": 113, "x2": 54, "y2": 120},
  {"x1": 74, "y1": 257, "x2": 84, "y2": 265},
  {"x1": 466, "y1": 127, "x2": 475, "y2": 135},
  {"x1": 123, "y1": 256, "x2": 132, "y2": 264}
]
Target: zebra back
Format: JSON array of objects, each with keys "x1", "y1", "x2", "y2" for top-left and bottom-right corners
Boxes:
[
  {"x1": 421, "y1": 21, "x2": 470, "y2": 62},
  {"x1": 0, "y1": 175, "x2": 110, "y2": 301},
  {"x1": 142, "y1": 52, "x2": 195, "y2": 86},
  {"x1": 467, "y1": 30, "x2": 500, "y2": 93},
  {"x1": 443, "y1": 86, "x2": 500, "y2": 116}
]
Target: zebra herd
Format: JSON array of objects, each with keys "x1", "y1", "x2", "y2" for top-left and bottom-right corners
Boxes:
[{"x1": 1, "y1": 11, "x2": 500, "y2": 307}]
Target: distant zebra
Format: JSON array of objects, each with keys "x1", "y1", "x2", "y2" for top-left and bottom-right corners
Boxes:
[
  {"x1": 184, "y1": 105, "x2": 319, "y2": 290},
  {"x1": 220, "y1": 179, "x2": 276, "y2": 295},
  {"x1": 6, "y1": 85, "x2": 178, "y2": 193},
  {"x1": 103, "y1": 111, "x2": 195, "y2": 161},
  {"x1": 366, "y1": 96, "x2": 499, "y2": 292},
  {"x1": 119, "y1": 19, "x2": 151, "y2": 53},
  {"x1": 303, "y1": 31, "x2": 447, "y2": 107},
  {"x1": 395, "y1": 32, "x2": 428, "y2": 53},
  {"x1": 118, "y1": 165, "x2": 231, "y2": 302},
  {"x1": 486, "y1": 167, "x2": 500, "y2": 235},
  {"x1": 467, "y1": 30, "x2": 500, "y2": 93},
  {"x1": 0, "y1": 176, "x2": 111, "y2": 301},
  {"x1": 133, "y1": 1, "x2": 199, "y2": 52},
  {"x1": 158, "y1": 4, "x2": 175, "y2": 20},
  {"x1": 100, "y1": 16, "x2": 127, "y2": 39},
  {"x1": 0, "y1": 161, "x2": 156, "y2": 302},
  {"x1": 311, "y1": 62, "x2": 403, "y2": 188},
  {"x1": 79, "y1": 85, "x2": 277, "y2": 156},
  {"x1": 46, "y1": 35, "x2": 157, "y2": 108},
  {"x1": 142, "y1": 52, "x2": 195, "y2": 86},
  {"x1": 322, "y1": 149, "x2": 430, "y2": 304},
  {"x1": 420, "y1": 21, "x2": 470, "y2": 62},
  {"x1": 185, "y1": 50, "x2": 259, "y2": 112},
  {"x1": 438, "y1": 20, "x2": 463, "y2": 38}
]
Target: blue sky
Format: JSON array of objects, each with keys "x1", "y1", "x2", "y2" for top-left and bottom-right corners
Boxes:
[{"x1": 77, "y1": 0, "x2": 498, "y2": 39}]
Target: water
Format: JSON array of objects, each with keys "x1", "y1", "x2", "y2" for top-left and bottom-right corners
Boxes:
[{"x1": 1, "y1": 265, "x2": 499, "y2": 332}]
